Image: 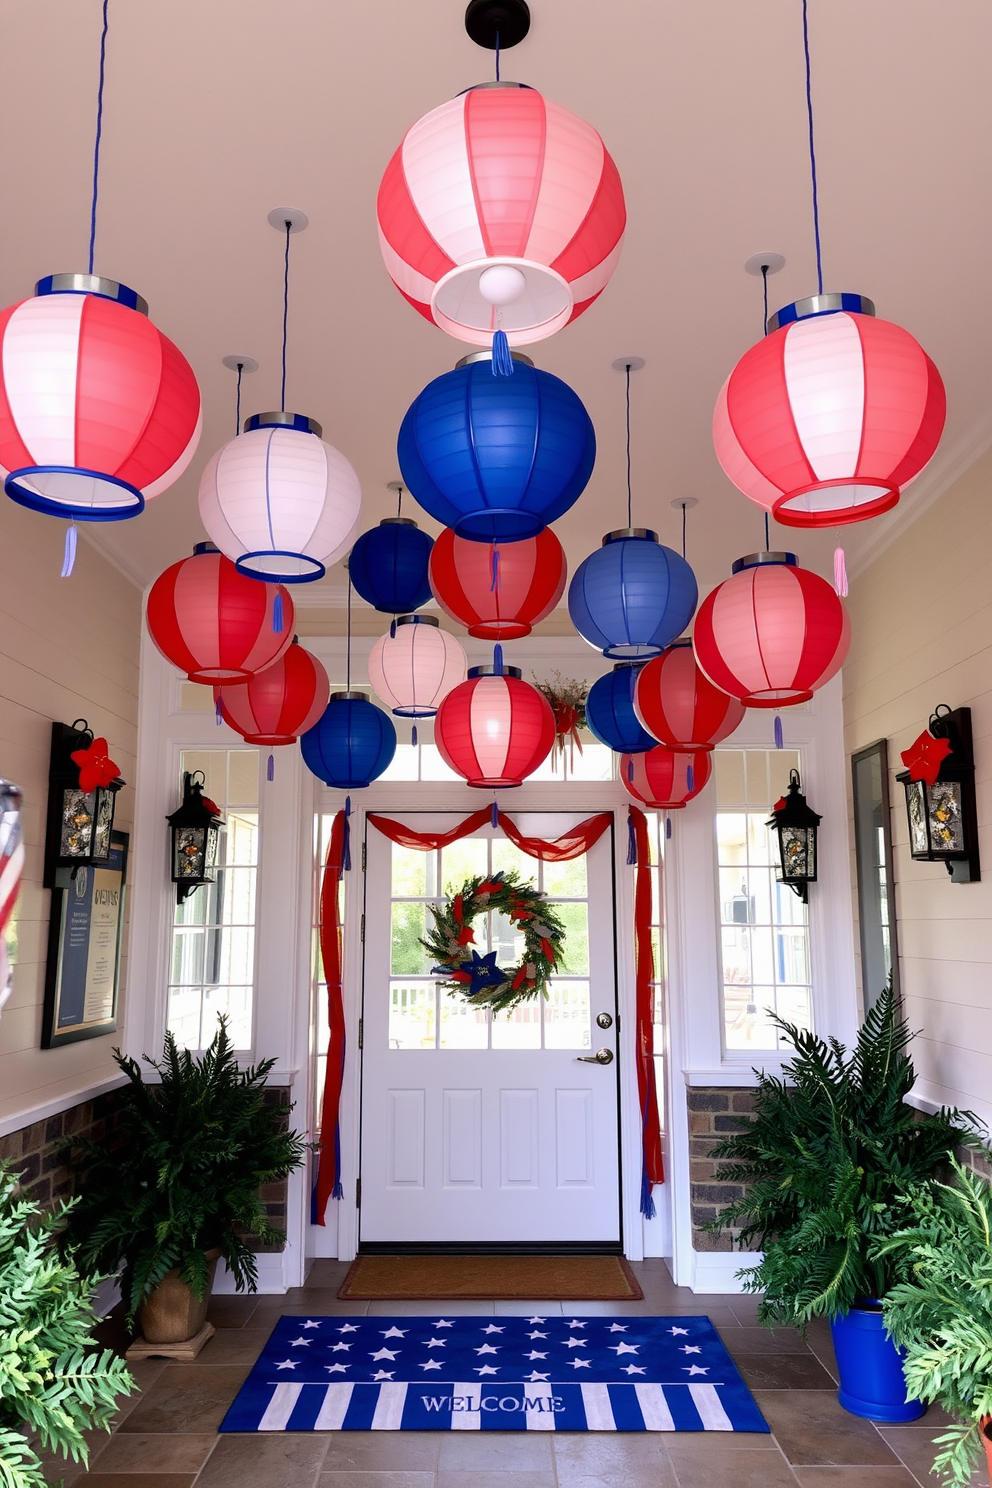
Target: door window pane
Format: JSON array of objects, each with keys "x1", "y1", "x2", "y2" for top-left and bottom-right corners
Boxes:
[
  {"x1": 543, "y1": 982, "x2": 591, "y2": 1050},
  {"x1": 389, "y1": 983, "x2": 437, "y2": 1049}
]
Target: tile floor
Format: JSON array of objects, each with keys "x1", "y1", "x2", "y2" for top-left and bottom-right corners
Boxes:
[{"x1": 41, "y1": 1259, "x2": 990, "y2": 1488}]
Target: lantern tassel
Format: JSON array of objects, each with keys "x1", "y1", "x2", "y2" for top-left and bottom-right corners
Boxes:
[
  {"x1": 490, "y1": 544, "x2": 501, "y2": 593},
  {"x1": 390, "y1": 618, "x2": 396, "y2": 639},
  {"x1": 774, "y1": 714, "x2": 784, "y2": 749},
  {"x1": 61, "y1": 524, "x2": 77, "y2": 578},
  {"x1": 215, "y1": 696, "x2": 224, "y2": 726},
  {"x1": 666, "y1": 814, "x2": 672, "y2": 839},
  {"x1": 411, "y1": 723, "x2": 418, "y2": 747},
  {"x1": 627, "y1": 809, "x2": 637, "y2": 865},
  {"x1": 627, "y1": 758, "x2": 634, "y2": 783},
  {"x1": 266, "y1": 752, "x2": 274, "y2": 781},
  {"x1": 491, "y1": 798, "x2": 499, "y2": 829},
  {"x1": 686, "y1": 763, "x2": 695, "y2": 793},
  {"x1": 342, "y1": 795, "x2": 352, "y2": 872},
  {"x1": 273, "y1": 591, "x2": 285, "y2": 633},
  {"x1": 493, "y1": 643, "x2": 504, "y2": 675},
  {"x1": 833, "y1": 545, "x2": 849, "y2": 597},
  {"x1": 491, "y1": 328, "x2": 514, "y2": 377}
]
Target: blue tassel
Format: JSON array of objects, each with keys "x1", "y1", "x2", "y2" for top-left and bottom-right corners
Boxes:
[
  {"x1": 61, "y1": 524, "x2": 77, "y2": 578},
  {"x1": 411, "y1": 723, "x2": 418, "y2": 746},
  {"x1": 493, "y1": 643, "x2": 504, "y2": 674},
  {"x1": 342, "y1": 795, "x2": 352, "y2": 872},
  {"x1": 774, "y1": 714, "x2": 784, "y2": 749},
  {"x1": 666, "y1": 815, "x2": 672, "y2": 839},
  {"x1": 491, "y1": 799, "x2": 499, "y2": 829},
  {"x1": 390, "y1": 618, "x2": 396, "y2": 639},
  {"x1": 627, "y1": 758, "x2": 634, "y2": 782},
  {"x1": 626, "y1": 810, "x2": 637, "y2": 865},
  {"x1": 266, "y1": 753, "x2": 274, "y2": 781},
  {"x1": 687, "y1": 763, "x2": 694, "y2": 793},
  {"x1": 491, "y1": 328, "x2": 514, "y2": 376},
  {"x1": 640, "y1": 1163, "x2": 657, "y2": 1220},
  {"x1": 273, "y1": 591, "x2": 284, "y2": 633},
  {"x1": 331, "y1": 1127, "x2": 343, "y2": 1200},
  {"x1": 215, "y1": 696, "x2": 224, "y2": 726},
  {"x1": 490, "y1": 545, "x2": 501, "y2": 593}
]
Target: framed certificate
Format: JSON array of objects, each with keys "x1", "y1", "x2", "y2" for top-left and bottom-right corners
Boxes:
[{"x1": 41, "y1": 831, "x2": 128, "y2": 1048}]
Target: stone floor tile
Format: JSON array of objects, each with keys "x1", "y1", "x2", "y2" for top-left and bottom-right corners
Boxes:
[
  {"x1": 880, "y1": 1424, "x2": 990, "y2": 1487},
  {"x1": 84, "y1": 1432, "x2": 217, "y2": 1473},
  {"x1": 301, "y1": 1260, "x2": 353, "y2": 1287},
  {"x1": 205, "y1": 1296, "x2": 259, "y2": 1329},
  {"x1": 365, "y1": 1300, "x2": 497, "y2": 1316},
  {"x1": 555, "y1": 1300, "x2": 661, "y2": 1316},
  {"x1": 435, "y1": 1473, "x2": 556, "y2": 1488},
  {"x1": 186, "y1": 1326, "x2": 271, "y2": 1366},
  {"x1": 718, "y1": 1326, "x2": 812, "y2": 1355},
  {"x1": 755, "y1": 1390, "x2": 900, "y2": 1465},
  {"x1": 194, "y1": 1433, "x2": 330, "y2": 1486},
  {"x1": 319, "y1": 1475, "x2": 435, "y2": 1488},
  {"x1": 792, "y1": 1469, "x2": 920, "y2": 1485},
  {"x1": 77, "y1": 1477, "x2": 195, "y2": 1488},
  {"x1": 554, "y1": 1462, "x2": 678, "y2": 1488},
  {"x1": 664, "y1": 1433, "x2": 782, "y2": 1460},
  {"x1": 802, "y1": 1319, "x2": 839, "y2": 1385},
  {"x1": 734, "y1": 1353, "x2": 839, "y2": 1390},
  {"x1": 492, "y1": 1301, "x2": 565, "y2": 1316},
  {"x1": 117, "y1": 1366, "x2": 251, "y2": 1435},
  {"x1": 322, "y1": 1432, "x2": 444, "y2": 1470},
  {"x1": 552, "y1": 1431, "x2": 674, "y2": 1469},
  {"x1": 663, "y1": 1447, "x2": 800, "y2": 1487},
  {"x1": 437, "y1": 1431, "x2": 553, "y2": 1468}
]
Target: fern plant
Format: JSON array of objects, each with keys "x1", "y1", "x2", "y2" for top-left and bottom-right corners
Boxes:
[
  {"x1": 63, "y1": 1017, "x2": 306, "y2": 1326},
  {"x1": 707, "y1": 985, "x2": 982, "y2": 1327},
  {"x1": 876, "y1": 1159, "x2": 992, "y2": 1487},
  {"x1": 0, "y1": 1163, "x2": 134, "y2": 1488}
]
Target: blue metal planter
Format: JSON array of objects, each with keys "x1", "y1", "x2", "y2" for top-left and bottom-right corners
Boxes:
[{"x1": 830, "y1": 1304, "x2": 925, "y2": 1422}]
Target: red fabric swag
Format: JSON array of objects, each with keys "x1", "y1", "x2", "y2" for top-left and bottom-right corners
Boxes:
[
  {"x1": 313, "y1": 810, "x2": 347, "y2": 1225},
  {"x1": 367, "y1": 809, "x2": 613, "y2": 861},
  {"x1": 630, "y1": 805, "x2": 664, "y2": 1211}
]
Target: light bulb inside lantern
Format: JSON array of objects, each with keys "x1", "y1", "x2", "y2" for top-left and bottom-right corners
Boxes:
[{"x1": 479, "y1": 264, "x2": 527, "y2": 307}]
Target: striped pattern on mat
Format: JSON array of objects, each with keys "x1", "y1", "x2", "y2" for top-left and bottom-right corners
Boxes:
[{"x1": 219, "y1": 1315, "x2": 769, "y2": 1434}]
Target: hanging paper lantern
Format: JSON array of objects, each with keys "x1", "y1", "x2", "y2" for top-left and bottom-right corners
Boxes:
[
  {"x1": 214, "y1": 640, "x2": 329, "y2": 745},
  {"x1": 692, "y1": 552, "x2": 850, "y2": 709},
  {"x1": 348, "y1": 518, "x2": 434, "y2": 613},
  {"x1": 377, "y1": 83, "x2": 626, "y2": 347},
  {"x1": 368, "y1": 616, "x2": 466, "y2": 717},
  {"x1": 300, "y1": 693, "x2": 397, "y2": 789},
  {"x1": 714, "y1": 294, "x2": 946, "y2": 529},
  {"x1": 434, "y1": 665, "x2": 556, "y2": 787},
  {"x1": 568, "y1": 530, "x2": 697, "y2": 659},
  {"x1": 621, "y1": 746, "x2": 713, "y2": 809},
  {"x1": 429, "y1": 526, "x2": 566, "y2": 638},
  {"x1": 634, "y1": 641, "x2": 746, "y2": 751},
  {"x1": 146, "y1": 543, "x2": 294, "y2": 684},
  {"x1": 585, "y1": 664, "x2": 655, "y2": 754},
  {"x1": 0, "y1": 274, "x2": 201, "y2": 521},
  {"x1": 198, "y1": 413, "x2": 361, "y2": 582},
  {"x1": 398, "y1": 355, "x2": 595, "y2": 543}
]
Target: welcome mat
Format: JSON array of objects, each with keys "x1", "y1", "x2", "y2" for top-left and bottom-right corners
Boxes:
[
  {"x1": 336, "y1": 1254, "x2": 643, "y2": 1301},
  {"x1": 219, "y1": 1314, "x2": 769, "y2": 1434}
]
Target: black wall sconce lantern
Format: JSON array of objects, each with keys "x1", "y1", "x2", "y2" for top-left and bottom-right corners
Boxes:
[
  {"x1": 896, "y1": 705, "x2": 980, "y2": 883},
  {"x1": 43, "y1": 721, "x2": 124, "y2": 888},
  {"x1": 167, "y1": 772, "x2": 224, "y2": 903},
  {"x1": 768, "y1": 769, "x2": 821, "y2": 902}
]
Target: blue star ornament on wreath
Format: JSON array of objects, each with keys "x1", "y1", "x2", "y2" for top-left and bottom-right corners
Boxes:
[{"x1": 421, "y1": 870, "x2": 567, "y2": 1015}]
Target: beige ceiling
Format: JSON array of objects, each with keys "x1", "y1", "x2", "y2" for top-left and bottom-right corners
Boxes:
[{"x1": 3, "y1": 0, "x2": 991, "y2": 623}]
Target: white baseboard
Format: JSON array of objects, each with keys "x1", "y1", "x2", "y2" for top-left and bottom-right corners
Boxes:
[
  {"x1": 688, "y1": 1248, "x2": 762, "y2": 1294},
  {"x1": 213, "y1": 1251, "x2": 291, "y2": 1295}
]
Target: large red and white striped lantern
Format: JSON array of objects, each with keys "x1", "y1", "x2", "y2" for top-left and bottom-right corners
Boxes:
[
  {"x1": 714, "y1": 295, "x2": 946, "y2": 528},
  {"x1": 429, "y1": 527, "x2": 567, "y2": 639},
  {"x1": 0, "y1": 275, "x2": 201, "y2": 521},
  {"x1": 214, "y1": 641, "x2": 328, "y2": 745},
  {"x1": 377, "y1": 84, "x2": 626, "y2": 347},
  {"x1": 368, "y1": 615, "x2": 466, "y2": 717},
  {"x1": 621, "y1": 746, "x2": 712, "y2": 809},
  {"x1": 634, "y1": 641, "x2": 745, "y2": 751},
  {"x1": 692, "y1": 553, "x2": 849, "y2": 709},
  {"x1": 434, "y1": 664, "x2": 556, "y2": 787},
  {"x1": 146, "y1": 544, "x2": 294, "y2": 685}
]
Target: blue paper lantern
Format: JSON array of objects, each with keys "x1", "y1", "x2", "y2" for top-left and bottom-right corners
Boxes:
[
  {"x1": 569, "y1": 529, "x2": 698, "y2": 660},
  {"x1": 585, "y1": 663, "x2": 656, "y2": 754},
  {"x1": 300, "y1": 692, "x2": 396, "y2": 789},
  {"x1": 397, "y1": 354, "x2": 596, "y2": 543},
  {"x1": 348, "y1": 518, "x2": 434, "y2": 614}
]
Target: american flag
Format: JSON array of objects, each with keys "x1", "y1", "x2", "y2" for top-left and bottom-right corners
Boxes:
[
  {"x1": 0, "y1": 779, "x2": 23, "y2": 1020},
  {"x1": 221, "y1": 1314, "x2": 768, "y2": 1435}
]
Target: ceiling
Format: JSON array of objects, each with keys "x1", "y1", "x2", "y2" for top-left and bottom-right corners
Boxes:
[{"x1": 3, "y1": 0, "x2": 991, "y2": 625}]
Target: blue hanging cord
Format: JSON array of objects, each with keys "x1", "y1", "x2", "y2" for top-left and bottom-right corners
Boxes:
[
  {"x1": 626, "y1": 809, "x2": 637, "y2": 866},
  {"x1": 411, "y1": 723, "x2": 418, "y2": 747},
  {"x1": 280, "y1": 219, "x2": 291, "y2": 411},
  {"x1": 681, "y1": 500, "x2": 687, "y2": 559},
  {"x1": 266, "y1": 752, "x2": 274, "y2": 781},
  {"x1": 774, "y1": 715, "x2": 784, "y2": 749},
  {"x1": 491, "y1": 797, "x2": 499, "y2": 829},
  {"x1": 764, "y1": 511, "x2": 770, "y2": 550},
  {"x1": 665, "y1": 815, "x2": 672, "y2": 839},
  {"x1": 490, "y1": 544, "x2": 501, "y2": 593},
  {"x1": 761, "y1": 263, "x2": 769, "y2": 336},
  {"x1": 235, "y1": 361, "x2": 244, "y2": 437},
  {"x1": 491, "y1": 328, "x2": 514, "y2": 376},
  {"x1": 272, "y1": 591, "x2": 284, "y2": 633},
  {"x1": 342, "y1": 795, "x2": 352, "y2": 872},
  {"x1": 493, "y1": 643, "x2": 504, "y2": 675},
  {"x1": 61, "y1": 524, "x2": 77, "y2": 578},
  {"x1": 802, "y1": 0, "x2": 824, "y2": 296},
  {"x1": 495, "y1": 28, "x2": 500, "y2": 81},
  {"x1": 686, "y1": 762, "x2": 695, "y2": 794},
  {"x1": 625, "y1": 362, "x2": 632, "y2": 528},
  {"x1": 87, "y1": 0, "x2": 110, "y2": 276},
  {"x1": 346, "y1": 572, "x2": 353, "y2": 691}
]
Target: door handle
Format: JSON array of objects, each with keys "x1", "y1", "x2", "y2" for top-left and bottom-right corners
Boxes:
[{"x1": 576, "y1": 1047, "x2": 614, "y2": 1065}]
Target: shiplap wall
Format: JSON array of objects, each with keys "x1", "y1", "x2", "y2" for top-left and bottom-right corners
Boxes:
[
  {"x1": 0, "y1": 506, "x2": 139, "y2": 1122},
  {"x1": 844, "y1": 445, "x2": 992, "y2": 1128}
]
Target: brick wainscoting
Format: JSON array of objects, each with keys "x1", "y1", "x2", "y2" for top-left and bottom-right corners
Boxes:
[{"x1": 687, "y1": 1086, "x2": 756, "y2": 1253}]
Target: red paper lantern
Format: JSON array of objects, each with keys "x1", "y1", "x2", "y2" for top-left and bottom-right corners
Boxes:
[
  {"x1": 434, "y1": 665, "x2": 556, "y2": 787},
  {"x1": 214, "y1": 641, "x2": 329, "y2": 745},
  {"x1": 377, "y1": 84, "x2": 625, "y2": 347},
  {"x1": 634, "y1": 641, "x2": 746, "y2": 751},
  {"x1": 146, "y1": 543, "x2": 294, "y2": 685},
  {"x1": 621, "y1": 746, "x2": 712, "y2": 809},
  {"x1": 713, "y1": 295, "x2": 945, "y2": 529},
  {"x1": 692, "y1": 553, "x2": 849, "y2": 709},
  {"x1": 429, "y1": 527, "x2": 567, "y2": 639}
]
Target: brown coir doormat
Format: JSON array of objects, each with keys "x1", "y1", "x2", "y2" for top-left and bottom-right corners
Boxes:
[{"x1": 337, "y1": 1254, "x2": 643, "y2": 1301}]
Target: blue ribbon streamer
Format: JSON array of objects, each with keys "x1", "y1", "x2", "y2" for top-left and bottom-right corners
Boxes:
[
  {"x1": 273, "y1": 592, "x2": 284, "y2": 633},
  {"x1": 774, "y1": 715, "x2": 784, "y2": 749},
  {"x1": 491, "y1": 328, "x2": 514, "y2": 376},
  {"x1": 627, "y1": 809, "x2": 637, "y2": 865},
  {"x1": 60, "y1": 525, "x2": 77, "y2": 578},
  {"x1": 342, "y1": 795, "x2": 352, "y2": 872}
]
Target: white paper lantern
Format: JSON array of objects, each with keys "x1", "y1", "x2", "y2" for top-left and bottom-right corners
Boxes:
[
  {"x1": 198, "y1": 412, "x2": 361, "y2": 582},
  {"x1": 368, "y1": 615, "x2": 466, "y2": 717}
]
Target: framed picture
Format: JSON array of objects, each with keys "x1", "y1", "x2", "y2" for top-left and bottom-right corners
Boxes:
[{"x1": 41, "y1": 830, "x2": 128, "y2": 1048}]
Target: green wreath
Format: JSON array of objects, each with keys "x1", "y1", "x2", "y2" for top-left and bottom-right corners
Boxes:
[{"x1": 421, "y1": 870, "x2": 567, "y2": 1015}]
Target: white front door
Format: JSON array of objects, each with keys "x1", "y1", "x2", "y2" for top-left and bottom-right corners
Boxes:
[{"x1": 358, "y1": 816, "x2": 621, "y2": 1245}]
